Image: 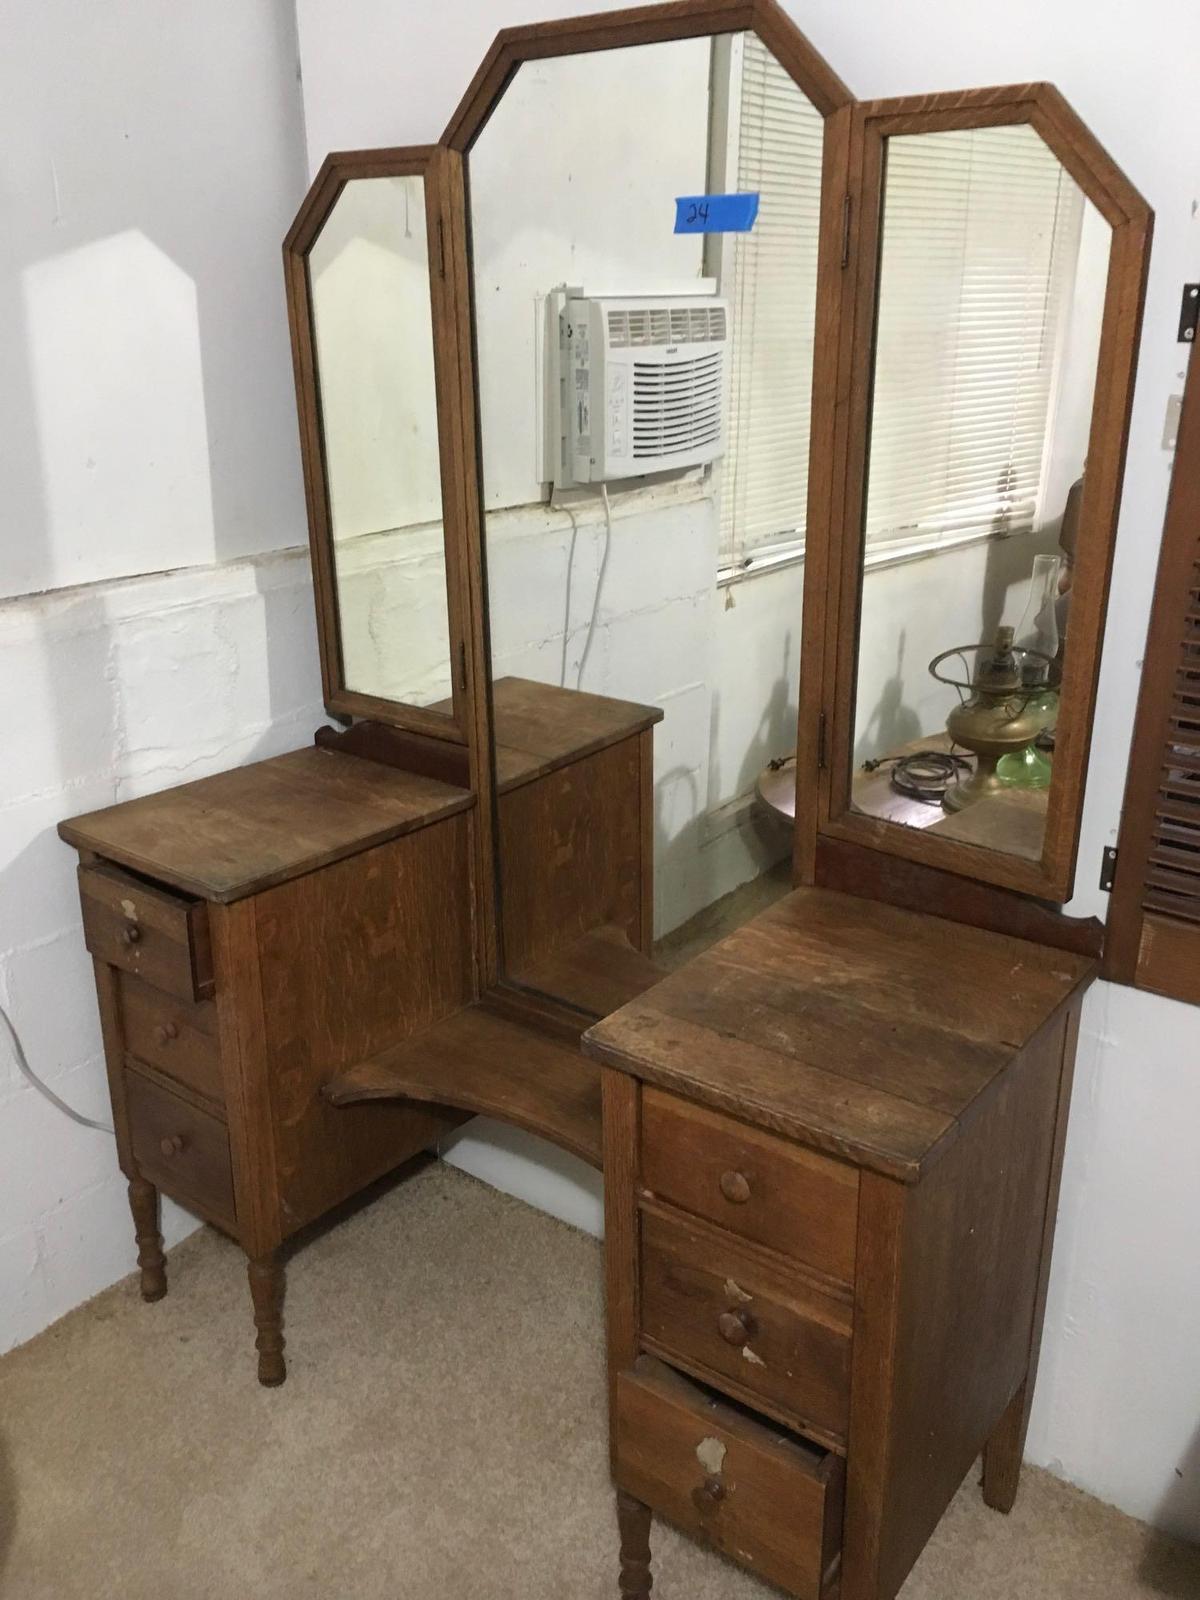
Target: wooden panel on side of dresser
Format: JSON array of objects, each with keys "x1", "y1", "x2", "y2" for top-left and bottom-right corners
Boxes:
[
  {"x1": 497, "y1": 735, "x2": 649, "y2": 973},
  {"x1": 841, "y1": 1001, "x2": 1079, "y2": 1600},
  {"x1": 243, "y1": 811, "x2": 474, "y2": 1237}
]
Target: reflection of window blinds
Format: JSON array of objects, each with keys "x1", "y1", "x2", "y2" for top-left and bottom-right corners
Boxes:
[
  {"x1": 864, "y1": 126, "x2": 1083, "y2": 550},
  {"x1": 718, "y1": 35, "x2": 824, "y2": 572}
]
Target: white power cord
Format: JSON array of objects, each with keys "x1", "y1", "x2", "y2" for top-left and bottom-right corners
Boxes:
[
  {"x1": 575, "y1": 482, "x2": 614, "y2": 690},
  {"x1": 558, "y1": 502, "x2": 581, "y2": 688},
  {"x1": 0, "y1": 1002, "x2": 114, "y2": 1134}
]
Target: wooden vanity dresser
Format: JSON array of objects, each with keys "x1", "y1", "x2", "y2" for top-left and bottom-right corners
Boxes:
[
  {"x1": 586, "y1": 887, "x2": 1095, "y2": 1600},
  {"x1": 58, "y1": 678, "x2": 658, "y2": 1384},
  {"x1": 50, "y1": 0, "x2": 1153, "y2": 1590}
]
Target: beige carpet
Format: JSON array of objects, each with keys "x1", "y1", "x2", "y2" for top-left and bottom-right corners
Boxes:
[{"x1": 0, "y1": 1163, "x2": 1196, "y2": 1600}]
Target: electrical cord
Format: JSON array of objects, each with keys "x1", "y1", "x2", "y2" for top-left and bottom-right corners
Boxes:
[
  {"x1": 575, "y1": 482, "x2": 613, "y2": 690},
  {"x1": 558, "y1": 502, "x2": 580, "y2": 689},
  {"x1": 861, "y1": 749, "x2": 972, "y2": 806},
  {"x1": 0, "y1": 1002, "x2": 114, "y2": 1134}
]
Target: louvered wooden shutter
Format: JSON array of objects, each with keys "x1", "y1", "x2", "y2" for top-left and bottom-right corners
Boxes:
[
  {"x1": 1105, "y1": 347, "x2": 1200, "y2": 1003},
  {"x1": 717, "y1": 32, "x2": 824, "y2": 572},
  {"x1": 864, "y1": 125, "x2": 1083, "y2": 551}
]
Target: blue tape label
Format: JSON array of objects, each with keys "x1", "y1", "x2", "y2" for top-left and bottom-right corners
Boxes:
[{"x1": 674, "y1": 193, "x2": 760, "y2": 233}]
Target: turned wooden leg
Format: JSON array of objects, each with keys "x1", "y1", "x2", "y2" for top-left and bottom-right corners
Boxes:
[
  {"x1": 247, "y1": 1251, "x2": 287, "y2": 1387},
  {"x1": 127, "y1": 1178, "x2": 167, "y2": 1302},
  {"x1": 982, "y1": 1378, "x2": 1030, "y2": 1513},
  {"x1": 616, "y1": 1490, "x2": 653, "y2": 1600}
]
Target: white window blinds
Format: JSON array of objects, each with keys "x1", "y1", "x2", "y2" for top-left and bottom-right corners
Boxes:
[
  {"x1": 717, "y1": 34, "x2": 824, "y2": 574},
  {"x1": 864, "y1": 125, "x2": 1084, "y2": 551}
]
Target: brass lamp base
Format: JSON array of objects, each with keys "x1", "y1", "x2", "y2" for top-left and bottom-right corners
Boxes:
[{"x1": 943, "y1": 756, "x2": 1007, "y2": 812}]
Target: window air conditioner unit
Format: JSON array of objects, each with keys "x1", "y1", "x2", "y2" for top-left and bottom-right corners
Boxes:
[{"x1": 559, "y1": 295, "x2": 729, "y2": 485}]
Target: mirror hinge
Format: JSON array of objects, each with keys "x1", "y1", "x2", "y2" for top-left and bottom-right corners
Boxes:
[
  {"x1": 817, "y1": 710, "x2": 829, "y2": 771},
  {"x1": 841, "y1": 195, "x2": 852, "y2": 270},
  {"x1": 458, "y1": 640, "x2": 468, "y2": 693},
  {"x1": 438, "y1": 217, "x2": 447, "y2": 279}
]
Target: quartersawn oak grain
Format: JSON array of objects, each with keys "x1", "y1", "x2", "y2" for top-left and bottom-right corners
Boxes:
[
  {"x1": 323, "y1": 1004, "x2": 603, "y2": 1168},
  {"x1": 487, "y1": 676, "x2": 662, "y2": 792},
  {"x1": 641, "y1": 1088, "x2": 859, "y2": 1285},
  {"x1": 584, "y1": 886, "x2": 1094, "y2": 1181},
  {"x1": 59, "y1": 746, "x2": 474, "y2": 903},
  {"x1": 509, "y1": 924, "x2": 664, "y2": 1018},
  {"x1": 640, "y1": 1201, "x2": 853, "y2": 1448}
]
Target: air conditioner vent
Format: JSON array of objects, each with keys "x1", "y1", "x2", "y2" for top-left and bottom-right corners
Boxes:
[
  {"x1": 562, "y1": 294, "x2": 729, "y2": 482},
  {"x1": 631, "y1": 354, "x2": 724, "y2": 459},
  {"x1": 607, "y1": 304, "x2": 727, "y2": 348}
]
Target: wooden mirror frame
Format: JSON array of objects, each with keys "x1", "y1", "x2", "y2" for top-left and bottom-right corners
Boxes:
[
  {"x1": 441, "y1": 0, "x2": 853, "y2": 999},
  {"x1": 283, "y1": 146, "x2": 477, "y2": 745},
  {"x1": 796, "y1": 85, "x2": 1153, "y2": 908},
  {"x1": 283, "y1": 14, "x2": 1155, "y2": 980}
]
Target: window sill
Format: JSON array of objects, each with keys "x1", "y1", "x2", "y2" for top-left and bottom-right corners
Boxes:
[
  {"x1": 717, "y1": 542, "x2": 806, "y2": 588},
  {"x1": 717, "y1": 523, "x2": 1035, "y2": 588}
]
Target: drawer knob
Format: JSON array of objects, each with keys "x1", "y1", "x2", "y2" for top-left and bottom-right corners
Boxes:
[
  {"x1": 154, "y1": 1023, "x2": 179, "y2": 1046},
  {"x1": 719, "y1": 1169, "x2": 751, "y2": 1204},
  {"x1": 160, "y1": 1134, "x2": 186, "y2": 1158},
  {"x1": 121, "y1": 925, "x2": 142, "y2": 946},
  {"x1": 691, "y1": 1476, "x2": 726, "y2": 1515},
  {"x1": 717, "y1": 1308, "x2": 756, "y2": 1346}
]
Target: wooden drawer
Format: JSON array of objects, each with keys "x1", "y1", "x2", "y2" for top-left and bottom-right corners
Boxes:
[
  {"x1": 119, "y1": 973, "x2": 222, "y2": 1106},
  {"x1": 80, "y1": 862, "x2": 213, "y2": 1002},
  {"x1": 642, "y1": 1088, "x2": 858, "y2": 1286},
  {"x1": 125, "y1": 1066, "x2": 236, "y2": 1231},
  {"x1": 615, "y1": 1357, "x2": 843, "y2": 1597},
  {"x1": 640, "y1": 1204, "x2": 852, "y2": 1447}
]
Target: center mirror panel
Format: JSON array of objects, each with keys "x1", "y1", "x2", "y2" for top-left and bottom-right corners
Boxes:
[
  {"x1": 468, "y1": 32, "x2": 827, "y2": 1003},
  {"x1": 308, "y1": 173, "x2": 456, "y2": 711},
  {"x1": 850, "y1": 124, "x2": 1111, "y2": 874}
]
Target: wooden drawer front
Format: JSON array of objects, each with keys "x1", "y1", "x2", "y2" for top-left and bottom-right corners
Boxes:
[
  {"x1": 615, "y1": 1358, "x2": 843, "y2": 1597},
  {"x1": 119, "y1": 974, "x2": 222, "y2": 1106},
  {"x1": 125, "y1": 1068, "x2": 235, "y2": 1230},
  {"x1": 79, "y1": 862, "x2": 213, "y2": 1002},
  {"x1": 642, "y1": 1089, "x2": 859, "y2": 1286},
  {"x1": 640, "y1": 1205, "x2": 852, "y2": 1446}
]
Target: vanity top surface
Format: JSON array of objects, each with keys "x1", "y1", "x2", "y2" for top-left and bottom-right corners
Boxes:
[
  {"x1": 58, "y1": 746, "x2": 473, "y2": 903},
  {"x1": 487, "y1": 677, "x2": 662, "y2": 791},
  {"x1": 583, "y1": 886, "x2": 1095, "y2": 1182}
]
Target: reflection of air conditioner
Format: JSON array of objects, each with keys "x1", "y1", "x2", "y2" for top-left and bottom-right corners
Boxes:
[{"x1": 557, "y1": 295, "x2": 729, "y2": 485}]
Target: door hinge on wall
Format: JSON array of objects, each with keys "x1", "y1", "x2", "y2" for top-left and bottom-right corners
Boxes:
[
  {"x1": 458, "y1": 640, "x2": 468, "y2": 693},
  {"x1": 438, "y1": 218, "x2": 447, "y2": 280},
  {"x1": 1099, "y1": 846, "x2": 1118, "y2": 892},
  {"x1": 817, "y1": 710, "x2": 829, "y2": 771}
]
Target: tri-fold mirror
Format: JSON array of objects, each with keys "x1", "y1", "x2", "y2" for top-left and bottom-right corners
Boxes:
[
  {"x1": 467, "y1": 28, "x2": 839, "y2": 990},
  {"x1": 284, "y1": 1, "x2": 1151, "y2": 1011},
  {"x1": 284, "y1": 148, "x2": 473, "y2": 742}
]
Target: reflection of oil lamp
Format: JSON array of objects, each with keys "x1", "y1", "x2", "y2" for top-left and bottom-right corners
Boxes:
[{"x1": 929, "y1": 627, "x2": 1061, "y2": 812}]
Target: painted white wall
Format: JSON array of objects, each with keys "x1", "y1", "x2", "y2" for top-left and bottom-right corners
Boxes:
[
  {"x1": 310, "y1": 174, "x2": 443, "y2": 538},
  {"x1": 296, "y1": 0, "x2": 1200, "y2": 1542},
  {"x1": 1, "y1": 0, "x2": 309, "y2": 599},
  {"x1": 0, "y1": 1, "x2": 318, "y2": 1346},
  {"x1": 470, "y1": 38, "x2": 710, "y2": 508}
]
